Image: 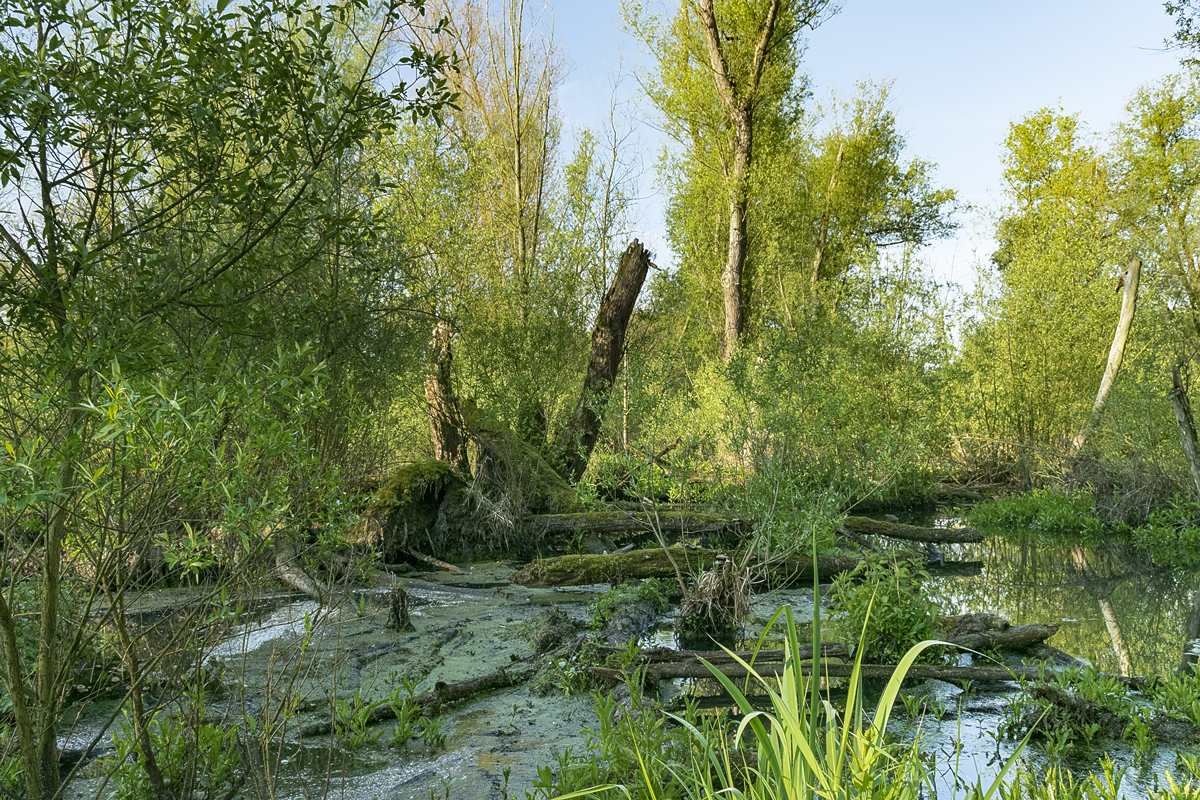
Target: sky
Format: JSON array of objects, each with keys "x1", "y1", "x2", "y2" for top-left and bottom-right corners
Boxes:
[{"x1": 550, "y1": 0, "x2": 1182, "y2": 286}]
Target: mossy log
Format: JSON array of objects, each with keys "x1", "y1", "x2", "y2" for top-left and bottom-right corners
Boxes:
[
  {"x1": 510, "y1": 545, "x2": 860, "y2": 588},
  {"x1": 843, "y1": 515, "x2": 983, "y2": 544},
  {"x1": 300, "y1": 661, "x2": 539, "y2": 737},
  {"x1": 529, "y1": 510, "x2": 751, "y2": 539}
]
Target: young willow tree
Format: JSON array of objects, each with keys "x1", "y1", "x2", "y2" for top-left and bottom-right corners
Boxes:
[{"x1": 0, "y1": 0, "x2": 452, "y2": 795}]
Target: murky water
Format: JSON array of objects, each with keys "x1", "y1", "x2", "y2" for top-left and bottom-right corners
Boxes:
[{"x1": 64, "y1": 518, "x2": 1200, "y2": 800}]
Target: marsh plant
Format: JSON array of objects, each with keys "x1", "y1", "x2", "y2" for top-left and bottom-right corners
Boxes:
[{"x1": 830, "y1": 553, "x2": 946, "y2": 665}]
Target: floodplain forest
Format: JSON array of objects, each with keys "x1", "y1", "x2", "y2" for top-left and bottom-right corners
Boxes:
[{"x1": 8, "y1": 0, "x2": 1200, "y2": 798}]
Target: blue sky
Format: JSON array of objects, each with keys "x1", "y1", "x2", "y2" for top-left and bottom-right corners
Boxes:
[{"x1": 551, "y1": 0, "x2": 1180, "y2": 285}]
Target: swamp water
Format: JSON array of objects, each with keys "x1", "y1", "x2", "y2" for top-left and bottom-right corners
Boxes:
[{"x1": 65, "y1": 517, "x2": 1200, "y2": 799}]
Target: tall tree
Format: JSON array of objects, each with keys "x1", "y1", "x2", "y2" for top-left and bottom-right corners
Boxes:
[{"x1": 627, "y1": 0, "x2": 834, "y2": 361}]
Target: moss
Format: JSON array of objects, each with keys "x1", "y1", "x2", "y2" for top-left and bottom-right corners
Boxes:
[
  {"x1": 373, "y1": 460, "x2": 462, "y2": 562},
  {"x1": 589, "y1": 578, "x2": 670, "y2": 629},
  {"x1": 462, "y1": 401, "x2": 580, "y2": 514},
  {"x1": 372, "y1": 460, "x2": 457, "y2": 515}
]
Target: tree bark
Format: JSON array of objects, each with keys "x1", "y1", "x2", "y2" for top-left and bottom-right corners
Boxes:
[
  {"x1": 425, "y1": 319, "x2": 468, "y2": 473},
  {"x1": 557, "y1": 239, "x2": 651, "y2": 482},
  {"x1": 1171, "y1": 363, "x2": 1200, "y2": 498},
  {"x1": 1070, "y1": 259, "x2": 1141, "y2": 459}
]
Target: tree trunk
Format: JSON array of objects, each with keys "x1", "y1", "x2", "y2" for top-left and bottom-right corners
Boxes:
[
  {"x1": 722, "y1": 124, "x2": 750, "y2": 362},
  {"x1": 425, "y1": 319, "x2": 468, "y2": 473},
  {"x1": 1170, "y1": 363, "x2": 1200, "y2": 498},
  {"x1": 529, "y1": 510, "x2": 750, "y2": 539},
  {"x1": 808, "y1": 142, "x2": 844, "y2": 314},
  {"x1": 592, "y1": 661, "x2": 1146, "y2": 687},
  {"x1": 1070, "y1": 259, "x2": 1141, "y2": 459},
  {"x1": 557, "y1": 239, "x2": 651, "y2": 482}
]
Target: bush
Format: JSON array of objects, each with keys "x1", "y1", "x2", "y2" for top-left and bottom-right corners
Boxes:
[
  {"x1": 830, "y1": 554, "x2": 945, "y2": 665},
  {"x1": 969, "y1": 489, "x2": 1104, "y2": 539}
]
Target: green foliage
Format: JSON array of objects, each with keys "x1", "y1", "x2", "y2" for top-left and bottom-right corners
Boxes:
[
  {"x1": 969, "y1": 490, "x2": 1105, "y2": 539},
  {"x1": 373, "y1": 460, "x2": 457, "y2": 514},
  {"x1": 333, "y1": 689, "x2": 386, "y2": 749},
  {"x1": 830, "y1": 555, "x2": 945, "y2": 666},
  {"x1": 1116, "y1": 497, "x2": 1200, "y2": 569},
  {"x1": 109, "y1": 712, "x2": 242, "y2": 800},
  {"x1": 589, "y1": 579, "x2": 671, "y2": 630}
]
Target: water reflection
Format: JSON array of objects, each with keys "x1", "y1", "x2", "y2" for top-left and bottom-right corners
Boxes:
[{"x1": 917, "y1": 519, "x2": 1200, "y2": 679}]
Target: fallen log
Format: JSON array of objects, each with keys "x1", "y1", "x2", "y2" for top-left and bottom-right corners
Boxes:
[
  {"x1": 399, "y1": 548, "x2": 464, "y2": 575},
  {"x1": 511, "y1": 545, "x2": 860, "y2": 588},
  {"x1": 529, "y1": 511, "x2": 751, "y2": 539},
  {"x1": 949, "y1": 623, "x2": 1059, "y2": 652},
  {"x1": 592, "y1": 662, "x2": 1148, "y2": 688},
  {"x1": 593, "y1": 643, "x2": 852, "y2": 664},
  {"x1": 300, "y1": 661, "x2": 538, "y2": 737},
  {"x1": 843, "y1": 516, "x2": 983, "y2": 544}
]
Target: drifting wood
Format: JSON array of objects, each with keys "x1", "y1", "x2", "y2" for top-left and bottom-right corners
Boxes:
[
  {"x1": 300, "y1": 661, "x2": 539, "y2": 737},
  {"x1": 529, "y1": 510, "x2": 751, "y2": 539},
  {"x1": 1071, "y1": 258, "x2": 1141, "y2": 459},
  {"x1": 934, "y1": 485, "x2": 991, "y2": 503},
  {"x1": 558, "y1": 240, "x2": 652, "y2": 482},
  {"x1": 593, "y1": 662, "x2": 1148, "y2": 688},
  {"x1": 593, "y1": 643, "x2": 852, "y2": 665},
  {"x1": 945, "y1": 623, "x2": 1060, "y2": 652},
  {"x1": 510, "y1": 545, "x2": 860, "y2": 588},
  {"x1": 843, "y1": 515, "x2": 983, "y2": 544},
  {"x1": 400, "y1": 549, "x2": 463, "y2": 575}
]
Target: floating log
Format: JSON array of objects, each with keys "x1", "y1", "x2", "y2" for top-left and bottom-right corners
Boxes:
[
  {"x1": 511, "y1": 545, "x2": 860, "y2": 588},
  {"x1": 592, "y1": 662, "x2": 1148, "y2": 688},
  {"x1": 842, "y1": 516, "x2": 983, "y2": 544},
  {"x1": 949, "y1": 623, "x2": 1059, "y2": 652},
  {"x1": 300, "y1": 661, "x2": 538, "y2": 738},
  {"x1": 593, "y1": 643, "x2": 852, "y2": 665},
  {"x1": 528, "y1": 510, "x2": 751, "y2": 539},
  {"x1": 400, "y1": 548, "x2": 464, "y2": 575}
]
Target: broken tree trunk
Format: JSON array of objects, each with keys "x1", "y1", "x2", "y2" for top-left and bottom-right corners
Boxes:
[
  {"x1": 843, "y1": 516, "x2": 983, "y2": 544},
  {"x1": 425, "y1": 319, "x2": 468, "y2": 473},
  {"x1": 274, "y1": 532, "x2": 328, "y2": 602},
  {"x1": 558, "y1": 240, "x2": 652, "y2": 482},
  {"x1": 1071, "y1": 259, "x2": 1141, "y2": 459},
  {"x1": 529, "y1": 510, "x2": 751, "y2": 539},
  {"x1": 510, "y1": 545, "x2": 860, "y2": 588},
  {"x1": 1171, "y1": 363, "x2": 1200, "y2": 499},
  {"x1": 300, "y1": 661, "x2": 539, "y2": 737}
]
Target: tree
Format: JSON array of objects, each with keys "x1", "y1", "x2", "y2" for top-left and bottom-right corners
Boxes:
[
  {"x1": 957, "y1": 109, "x2": 1120, "y2": 481},
  {"x1": 627, "y1": 0, "x2": 834, "y2": 361},
  {"x1": 0, "y1": 0, "x2": 452, "y2": 794}
]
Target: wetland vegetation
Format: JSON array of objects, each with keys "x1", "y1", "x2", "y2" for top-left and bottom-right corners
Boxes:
[{"x1": 11, "y1": 0, "x2": 1200, "y2": 798}]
